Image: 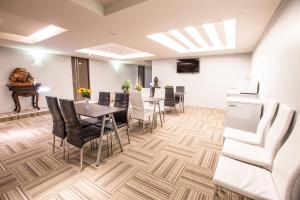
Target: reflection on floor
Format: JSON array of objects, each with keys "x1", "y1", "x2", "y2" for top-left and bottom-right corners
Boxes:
[{"x1": 0, "y1": 107, "x2": 251, "y2": 200}]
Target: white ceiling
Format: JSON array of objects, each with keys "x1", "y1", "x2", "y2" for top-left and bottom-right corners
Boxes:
[{"x1": 0, "y1": 0, "x2": 281, "y2": 61}]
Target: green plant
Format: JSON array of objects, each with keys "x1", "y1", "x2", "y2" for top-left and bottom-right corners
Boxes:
[{"x1": 122, "y1": 80, "x2": 131, "y2": 93}]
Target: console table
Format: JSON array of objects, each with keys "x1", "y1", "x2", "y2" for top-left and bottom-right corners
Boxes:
[{"x1": 6, "y1": 83, "x2": 41, "y2": 113}]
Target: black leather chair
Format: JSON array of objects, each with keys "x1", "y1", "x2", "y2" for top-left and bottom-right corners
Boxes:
[
  {"x1": 164, "y1": 87, "x2": 180, "y2": 114},
  {"x1": 98, "y1": 92, "x2": 110, "y2": 106},
  {"x1": 105, "y1": 93, "x2": 130, "y2": 148},
  {"x1": 59, "y1": 99, "x2": 105, "y2": 171},
  {"x1": 46, "y1": 96, "x2": 67, "y2": 158}
]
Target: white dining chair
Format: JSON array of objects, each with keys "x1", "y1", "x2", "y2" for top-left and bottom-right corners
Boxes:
[
  {"x1": 222, "y1": 104, "x2": 294, "y2": 170},
  {"x1": 223, "y1": 100, "x2": 278, "y2": 146},
  {"x1": 129, "y1": 91, "x2": 154, "y2": 132},
  {"x1": 214, "y1": 118, "x2": 300, "y2": 200}
]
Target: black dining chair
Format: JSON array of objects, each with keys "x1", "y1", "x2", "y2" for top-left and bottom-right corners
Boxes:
[
  {"x1": 59, "y1": 99, "x2": 106, "y2": 172},
  {"x1": 45, "y1": 96, "x2": 67, "y2": 158},
  {"x1": 105, "y1": 93, "x2": 130, "y2": 147},
  {"x1": 164, "y1": 87, "x2": 180, "y2": 114},
  {"x1": 98, "y1": 92, "x2": 110, "y2": 106}
]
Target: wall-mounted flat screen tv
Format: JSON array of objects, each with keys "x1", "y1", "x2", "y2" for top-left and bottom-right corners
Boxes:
[{"x1": 177, "y1": 59, "x2": 199, "y2": 73}]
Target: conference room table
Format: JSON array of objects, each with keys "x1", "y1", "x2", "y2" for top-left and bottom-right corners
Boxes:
[
  {"x1": 175, "y1": 92, "x2": 186, "y2": 113},
  {"x1": 75, "y1": 103, "x2": 125, "y2": 166},
  {"x1": 143, "y1": 97, "x2": 164, "y2": 129}
]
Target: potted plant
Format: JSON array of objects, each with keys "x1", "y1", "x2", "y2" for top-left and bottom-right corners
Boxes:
[
  {"x1": 135, "y1": 83, "x2": 143, "y2": 91},
  {"x1": 78, "y1": 88, "x2": 92, "y2": 103},
  {"x1": 122, "y1": 80, "x2": 131, "y2": 94}
]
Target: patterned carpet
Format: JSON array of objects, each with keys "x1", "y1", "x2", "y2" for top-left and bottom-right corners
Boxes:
[{"x1": 0, "y1": 107, "x2": 251, "y2": 200}]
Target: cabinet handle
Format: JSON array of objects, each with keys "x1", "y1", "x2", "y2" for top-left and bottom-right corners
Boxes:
[{"x1": 229, "y1": 104, "x2": 236, "y2": 107}]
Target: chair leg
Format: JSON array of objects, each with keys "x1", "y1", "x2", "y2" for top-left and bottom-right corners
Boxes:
[
  {"x1": 52, "y1": 135, "x2": 55, "y2": 154},
  {"x1": 63, "y1": 139, "x2": 66, "y2": 160},
  {"x1": 163, "y1": 111, "x2": 165, "y2": 122},
  {"x1": 80, "y1": 148, "x2": 84, "y2": 172},
  {"x1": 107, "y1": 133, "x2": 110, "y2": 157},
  {"x1": 142, "y1": 120, "x2": 145, "y2": 132},
  {"x1": 126, "y1": 127, "x2": 130, "y2": 144},
  {"x1": 110, "y1": 131, "x2": 113, "y2": 155},
  {"x1": 67, "y1": 142, "x2": 70, "y2": 161}
]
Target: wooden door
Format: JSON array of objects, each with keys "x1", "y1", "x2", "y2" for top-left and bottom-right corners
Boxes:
[{"x1": 71, "y1": 57, "x2": 90, "y2": 100}]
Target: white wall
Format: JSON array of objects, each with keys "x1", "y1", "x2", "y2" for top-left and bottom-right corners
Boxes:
[
  {"x1": 251, "y1": 0, "x2": 300, "y2": 114},
  {"x1": 89, "y1": 60, "x2": 138, "y2": 100},
  {"x1": 0, "y1": 46, "x2": 138, "y2": 113},
  {"x1": 152, "y1": 54, "x2": 251, "y2": 108},
  {"x1": 0, "y1": 46, "x2": 73, "y2": 113}
]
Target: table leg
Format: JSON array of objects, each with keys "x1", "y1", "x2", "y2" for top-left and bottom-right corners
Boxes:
[
  {"x1": 32, "y1": 95, "x2": 36, "y2": 108},
  {"x1": 36, "y1": 93, "x2": 40, "y2": 110},
  {"x1": 110, "y1": 113, "x2": 123, "y2": 152},
  {"x1": 157, "y1": 102, "x2": 163, "y2": 127},
  {"x1": 12, "y1": 92, "x2": 18, "y2": 112},
  {"x1": 152, "y1": 102, "x2": 157, "y2": 130},
  {"x1": 96, "y1": 115, "x2": 106, "y2": 166},
  {"x1": 182, "y1": 94, "x2": 184, "y2": 113}
]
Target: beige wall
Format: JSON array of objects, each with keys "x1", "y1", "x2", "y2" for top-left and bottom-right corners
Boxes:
[
  {"x1": 0, "y1": 46, "x2": 138, "y2": 113},
  {"x1": 251, "y1": 0, "x2": 300, "y2": 114},
  {"x1": 152, "y1": 54, "x2": 252, "y2": 109}
]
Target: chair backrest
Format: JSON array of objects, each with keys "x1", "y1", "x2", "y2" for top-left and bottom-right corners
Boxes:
[
  {"x1": 45, "y1": 96, "x2": 66, "y2": 139},
  {"x1": 59, "y1": 99, "x2": 83, "y2": 148},
  {"x1": 256, "y1": 100, "x2": 279, "y2": 146},
  {"x1": 141, "y1": 88, "x2": 151, "y2": 98},
  {"x1": 98, "y1": 92, "x2": 110, "y2": 106},
  {"x1": 164, "y1": 87, "x2": 175, "y2": 107},
  {"x1": 176, "y1": 86, "x2": 185, "y2": 93},
  {"x1": 263, "y1": 104, "x2": 294, "y2": 170},
  {"x1": 272, "y1": 119, "x2": 300, "y2": 200},
  {"x1": 154, "y1": 88, "x2": 165, "y2": 109},
  {"x1": 129, "y1": 91, "x2": 145, "y2": 120},
  {"x1": 114, "y1": 93, "x2": 129, "y2": 123}
]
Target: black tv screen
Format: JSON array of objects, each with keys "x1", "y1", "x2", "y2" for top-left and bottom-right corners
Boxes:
[{"x1": 177, "y1": 59, "x2": 199, "y2": 73}]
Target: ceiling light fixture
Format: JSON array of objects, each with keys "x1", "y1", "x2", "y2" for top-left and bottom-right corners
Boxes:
[
  {"x1": 147, "y1": 33, "x2": 187, "y2": 53},
  {"x1": 28, "y1": 25, "x2": 66, "y2": 43},
  {"x1": 169, "y1": 30, "x2": 197, "y2": 49},
  {"x1": 223, "y1": 19, "x2": 236, "y2": 48},
  {"x1": 203, "y1": 23, "x2": 222, "y2": 47},
  {"x1": 184, "y1": 27, "x2": 208, "y2": 48},
  {"x1": 77, "y1": 49, "x2": 153, "y2": 60}
]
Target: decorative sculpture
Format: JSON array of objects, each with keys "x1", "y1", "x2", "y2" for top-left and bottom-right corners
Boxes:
[
  {"x1": 7, "y1": 68, "x2": 40, "y2": 113},
  {"x1": 9, "y1": 67, "x2": 35, "y2": 86}
]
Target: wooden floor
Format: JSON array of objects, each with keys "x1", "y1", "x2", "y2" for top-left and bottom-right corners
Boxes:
[{"x1": 0, "y1": 106, "x2": 250, "y2": 200}]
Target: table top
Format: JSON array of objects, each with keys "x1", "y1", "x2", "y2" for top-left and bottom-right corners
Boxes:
[
  {"x1": 143, "y1": 97, "x2": 164, "y2": 102},
  {"x1": 75, "y1": 103, "x2": 125, "y2": 118},
  {"x1": 175, "y1": 92, "x2": 187, "y2": 95}
]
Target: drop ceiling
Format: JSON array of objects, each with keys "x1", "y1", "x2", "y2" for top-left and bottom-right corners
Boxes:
[{"x1": 0, "y1": 0, "x2": 281, "y2": 61}]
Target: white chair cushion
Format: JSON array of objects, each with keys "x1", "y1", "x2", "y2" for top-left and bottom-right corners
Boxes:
[
  {"x1": 223, "y1": 127, "x2": 260, "y2": 145},
  {"x1": 213, "y1": 155, "x2": 279, "y2": 200},
  {"x1": 223, "y1": 100, "x2": 278, "y2": 147},
  {"x1": 222, "y1": 138, "x2": 271, "y2": 169}
]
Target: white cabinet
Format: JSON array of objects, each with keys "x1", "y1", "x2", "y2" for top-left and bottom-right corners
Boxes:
[{"x1": 225, "y1": 97, "x2": 262, "y2": 132}]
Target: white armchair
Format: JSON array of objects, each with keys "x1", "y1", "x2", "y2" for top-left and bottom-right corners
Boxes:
[
  {"x1": 222, "y1": 104, "x2": 294, "y2": 170},
  {"x1": 214, "y1": 118, "x2": 300, "y2": 200},
  {"x1": 223, "y1": 100, "x2": 278, "y2": 146}
]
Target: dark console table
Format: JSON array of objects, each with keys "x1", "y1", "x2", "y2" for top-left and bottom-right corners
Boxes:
[{"x1": 6, "y1": 83, "x2": 41, "y2": 113}]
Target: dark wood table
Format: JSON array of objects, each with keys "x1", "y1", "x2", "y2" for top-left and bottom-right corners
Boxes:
[
  {"x1": 6, "y1": 83, "x2": 41, "y2": 113},
  {"x1": 143, "y1": 97, "x2": 164, "y2": 129},
  {"x1": 175, "y1": 92, "x2": 186, "y2": 113},
  {"x1": 75, "y1": 103, "x2": 125, "y2": 166}
]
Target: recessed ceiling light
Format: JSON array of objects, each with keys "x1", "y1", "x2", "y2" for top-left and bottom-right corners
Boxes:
[
  {"x1": 146, "y1": 19, "x2": 236, "y2": 54},
  {"x1": 77, "y1": 43, "x2": 154, "y2": 60},
  {"x1": 169, "y1": 30, "x2": 197, "y2": 50},
  {"x1": 223, "y1": 19, "x2": 236, "y2": 48},
  {"x1": 146, "y1": 33, "x2": 188, "y2": 53},
  {"x1": 203, "y1": 23, "x2": 222, "y2": 47},
  {"x1": 184, "y1": 27, "x2": 208, "y2": 48},
  {"x1": 0, "y1": 25, "x2": 66, "y2": 44}
]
